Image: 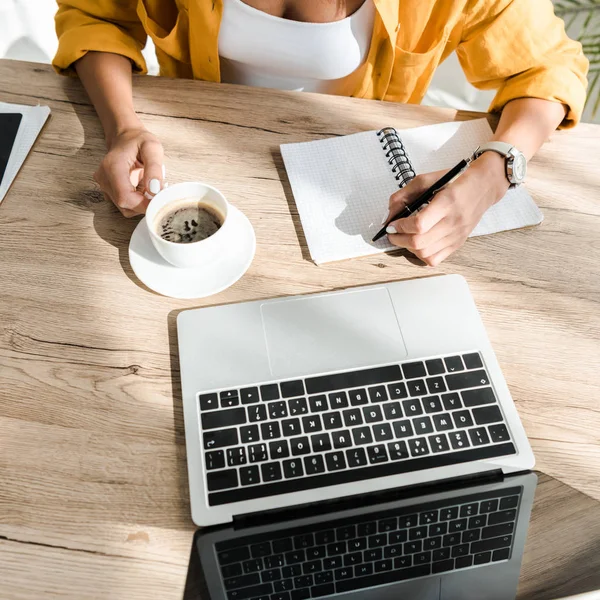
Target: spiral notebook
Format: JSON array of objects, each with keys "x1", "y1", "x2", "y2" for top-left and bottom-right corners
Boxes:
[{"x1": 280, "y1": 119, "x2": 543, "y2": 265}]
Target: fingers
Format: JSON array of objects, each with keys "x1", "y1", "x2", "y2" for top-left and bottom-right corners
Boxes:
[
  {"x1": 387, "y1": 190, "x2": 454, "y2": 237},
  {"x1": 423, "y1": 240, "x2": 463, "y2": 267},
  {"x1": 139, "y1": 139, "x2": 165, "y2": 198},
  {"x1": 384, "y1": 174, "x2": 436, "y2": 223},
  {"x1": 387, "y1": 218, "x2": 452, "y2": 252},
  {"x1": 94, "y1": 160, "x2": 150, "y2": 217}
]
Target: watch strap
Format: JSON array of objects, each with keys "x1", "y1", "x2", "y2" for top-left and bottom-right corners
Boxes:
[{"x1": 474, "y1": 141, "x2": 515, "y2": 158}]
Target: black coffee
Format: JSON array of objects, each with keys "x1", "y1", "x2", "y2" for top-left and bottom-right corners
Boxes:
[{"x1": 156, "y1": 200, "x2": 223, "y2": 243}]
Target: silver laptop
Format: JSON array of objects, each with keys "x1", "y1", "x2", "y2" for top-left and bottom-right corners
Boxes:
[{"x1": 177, "y1": 274, "x2": 534, "y2": 528}]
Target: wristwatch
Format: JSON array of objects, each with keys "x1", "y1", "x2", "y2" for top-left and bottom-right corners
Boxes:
[{"x1": 473, "y1": 141, "x2": 527, "y2": 187}]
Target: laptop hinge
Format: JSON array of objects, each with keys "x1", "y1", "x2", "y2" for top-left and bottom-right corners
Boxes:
[{"x1": 232, "y1": 469, "x2": 504, "y2": 530}]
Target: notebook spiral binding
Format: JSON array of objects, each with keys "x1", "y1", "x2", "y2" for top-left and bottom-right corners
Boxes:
[{"x1": 377, "y1": 127, "x2": 416, "y2": 189}]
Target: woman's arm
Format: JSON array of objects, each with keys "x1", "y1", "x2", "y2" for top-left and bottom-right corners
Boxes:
[
  {"x1": 75, "y1": 52, "x2": 165, "y2": 217},
  {"x1": 385, "y1": 98, "x2": 566, "y2": 266}
]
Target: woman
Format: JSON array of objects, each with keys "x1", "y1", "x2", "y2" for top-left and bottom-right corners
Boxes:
[{"x1": 53, "y1": 0, "x2": 588, "y2": 266}]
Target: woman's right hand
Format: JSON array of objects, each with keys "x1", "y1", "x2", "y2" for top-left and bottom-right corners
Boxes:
[{"x1": 94, "y1": 126, "x2": 166, "y2": 217}]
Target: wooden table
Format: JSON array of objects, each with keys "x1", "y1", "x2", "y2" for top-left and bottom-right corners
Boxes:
[{"x1": 1, "y1": 59, "x2": 599, "y2": 598}]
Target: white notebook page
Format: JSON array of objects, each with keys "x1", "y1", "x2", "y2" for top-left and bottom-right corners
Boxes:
[{"x1": 281, "y1": 119, "x2": 543, "y2": 264}]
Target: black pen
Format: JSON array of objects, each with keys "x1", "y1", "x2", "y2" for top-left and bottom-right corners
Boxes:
[{"x1": 372, "y1": 157, "x2": 473, "y2": 243}]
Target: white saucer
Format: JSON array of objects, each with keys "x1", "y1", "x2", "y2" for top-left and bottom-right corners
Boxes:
[{"x1": 128, "y1": 206, "x2": 256, "y2": 299}]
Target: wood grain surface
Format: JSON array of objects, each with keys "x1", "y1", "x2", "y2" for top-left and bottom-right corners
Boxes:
[{"x1": 1, "y1": 59, "x2": 599, "y2": 599}]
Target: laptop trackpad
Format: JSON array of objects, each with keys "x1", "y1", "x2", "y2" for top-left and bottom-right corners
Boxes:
[{"x1": 261, "y1": 288, "x2": 408, "y2": 380}]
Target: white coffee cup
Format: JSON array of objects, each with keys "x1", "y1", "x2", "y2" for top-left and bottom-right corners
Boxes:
[{"x1": 145, "y1": 182, "x2": 232, "y2": 268}]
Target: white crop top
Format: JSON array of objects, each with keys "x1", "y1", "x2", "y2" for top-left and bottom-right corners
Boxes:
[{"x1": 218, "y1": 0, "x2": 375, "y2": 94}]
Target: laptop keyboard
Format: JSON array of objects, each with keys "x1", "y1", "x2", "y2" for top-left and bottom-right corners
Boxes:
[
  {"x1": 199, "y1": 352, "x2": 516, "y2": 506},
  {"x1": 216, "y1": 487, "x2": 522, "y2": 599}
]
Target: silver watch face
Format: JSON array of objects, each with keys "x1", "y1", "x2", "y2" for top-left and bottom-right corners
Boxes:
[{"x1": 512, "y1": 153, "x2": 527, "y2": 183}]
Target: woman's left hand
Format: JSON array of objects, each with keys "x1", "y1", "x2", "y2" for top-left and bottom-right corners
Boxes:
[{"x1": 385, "y1": 151, "x2": 510, "y2": 267}]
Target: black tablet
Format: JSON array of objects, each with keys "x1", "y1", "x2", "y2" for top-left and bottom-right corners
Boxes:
[{"x1": 0, "y1": 113, "x2": 23, "y2": 186}]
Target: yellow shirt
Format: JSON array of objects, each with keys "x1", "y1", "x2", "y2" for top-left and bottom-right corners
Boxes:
[{"x1": 53, "y1": 0, "x2": 589, "y2": 128}]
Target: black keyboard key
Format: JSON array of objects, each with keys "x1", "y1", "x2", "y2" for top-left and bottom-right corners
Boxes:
[
  {"x1": 476, "y1": 406, "x2": 503, "y2": 425},
  {"x1": 403, "y1": 540, "x2": 421, "y2": 554},
  {"x1": 306, "y1": 546, "x2": 326, "y2": 559},
  {"x1": 260, "y1": 384, "x2": 280, "y2": 401},
  {"x1": 414, "y1": 551, "x2": 431, "y2": 565},
  {"x1": 204, "y1": 428, "x2": 239, "y2": 450},
  {"x1": 432, "y1": 548, "x2": 450, "y2": 561},
  {"x1": 343, "y1": 408, "x2": 363, "y2": 427},
  {"x1": 290, "y1": 437, "x2": 310, "y2": 456},
  {"x1": 364, "y1": 548, "x2": 382, "y2": 561},
  {"x1": 208, "y1": 469, "x2": 238, "y2": 491},
  {"x1": 373, "y1": 423, "x2": 394, "y2": 441},
  {"x1": 369, "y1": 533, "x2": 388, "y2": 549},
  {"x1": 336, "y1": 564, "x2": 431, "y2": 593},
  {"x1": 402, "y1": 399, "x2": 423, "y2": 416},
  {"x1": 368, "y1": 385, "x2": 388, "y2": 402},
  {"x1": 363, "y1": 405, "x2": 384, "y2": 423},
  {"x1": 398, "y1": 514, "x2": 418, "y2": 528},
  {"x1": 357, "y1": 522, "x2": 377, "y2": 536},
  {"x1": 303, "y1": 559, "x2": 322, "y2": 574},
  {"x1": 426, "y1": 377, "x2": 447, "y2": 394},
  {"x1": 346, "y1": 448, "x2": 367, "y2": 468},
  {"x1": 441, "y1": 393, "x2": 462, "y2": 411},
  {"x1": 443, "y1": 533, "x2": 461, "y2": 546},
  {"x1": 468, "y1": 515, "x2": 487, "y2": 529},
  {"x1": 352, "y1": 426, "x2": 373, "y2": 446},
  {"x1": 261, "y1": 422, "x2": 282, "y2": 440},
  {"x1": 222, "y1": 563, "x2": 243, "y2": 579},
  {"x1": 424, "y1": 537, "x2": 442, "y2": 550},
  {"x1": 492, "y1": 548, "x2": 511, "y2": 562},
  {"x1": 499, "y1": 495, "x2": 519, "y2": 510},
  {"x1": 200, "y1": 393, "x2": 218, "y2": 411},
  {"x1": 413, "y1": 416, "x2": 434, "y2": 434},
  {"x1": 440, "y1": 507, "x2": 458, "y2": 521},
  {"x1": 394, "y1": 556, "x2": 412, "y2": 568},
  {"x1": 426, "y1": 359, "x2": 445, "y2": 375},
  {"x1": 294, "y1": 534, "x2": 314, "y2": 550},
  {"x1": 469, "y1": 427, "x2": 491, "y2": 446},
  {"x1": 472, "y1": 535, "x2": 513, "y2": 554},
  {"x1": 273, "y1": 580, "x2": 293, "y2": 593},
  {"x1": 241, "y1": 425, "x2": 260, "y2": 444},
  {"x1": 285, "y1": 550, "x2": 305, "y2": 564},
  {"x1": 461, "y1": 387, "x2": 496, "y2": 407},
  {"x1": 325, "y1": 451, "x2": 346, "y2": 471},
  {"x1": 444, "y1": 355, "x2": 464, "y2": 373},
  {"x1": 282, "y1": 418, "x2": 302, "y2": 437},
  {"x1": 456, "y1": 555, "x2": 474, "y2": 569},
  {"x1": 328, "y1": 392, "x2": 348, "y2": 409},
  {"x1": 273, "y1": 539, "x2": 293, "y2": 554},
  {"x1": 451, "y1": 544, "x2": 470, "y2": 558},
  {"x1": 294, "y1": 575, "x2": 313, "y2": 588},
  {"x1": 221, "y1": 389, "x2": 239, "y2": 401},
  {"x1": 261, "y1": 569, "x2": 281, "y2": 583},
  {"x1": 379, "y1": 517, "x2": 397, "y2": 532},
  {"x1": 429, "y1": 434, "x2": 450, "y2": 453},
  {"x1": 389, "y1": 532, "x2": 408, "y2": 546},
  {"x1": 432, "y1": 413, "x2": 454, "y2": 432},
  {"x1": 282, "y1": 458, "x2": 304, "y2": 479},
  {"x1": 462, "y1": 529, "x2": 480, "y2": 543},
  {"x1": 446, "y1": 370, "x2": 490, "y2": 391},
  {"x1": 248, "y1": 404, "x2": 268, "y2": 423},
  {"x1": 227, "y1": 447, "x2": 247, "y2": 466},
  {"x1": 202, "y1": 407, "x2": 246, "y2": 430},
  {"x1": 408, "y1": 438, "x2": 429, "y2": 457},
  {"x1": 261, "y1": 462, "x2": 282, "y2": 482},
  {"x1": 423, "y1": 396, "x2": 443, "y2": 414},
  {"x1": 348, "y1": 389, "x2": 368, "y2": 406},
  {"x1": 334, "y1": 566, "x2": 352, "y2": 580},
  {"x1": 331, "y1": 431, "x2": 352, "y2": 449},
  {"x1": 249, "y1": 443, "x2": 268, "y2": 463},
  {"x1": 393, "y1": 419, "x2": 414, "y2": 438},
  {"x1": 314, "y1": 571, "x2": 333, "y2": 584},
  {"x1": 453, "y1": 410, "x2": 474, "y2": 429},
  {"x1": 250, "y1": 542, "x2": 272, "y2": 558},
  {"x1": 311, "y1": 433, "x2": 332, "y2": 453},
  {"x1": 432, "y1": 559, "x2": 455, "y2": 574},
  {"x1": 288, "y1": 398, "x2": 308, "y2": 416},
  {"x1": 407, "y1": 380, "x2": 426, "y2": 397},
  {"x1": 429, "y1": 523, "x2": 447, "y2": 536},
  {"x1": 488, "y1": 511, "x2": 516, "y2": 527},
  {"x1": 221, "y1": 396, "x2": 240, "y2": 408},
  {"x1": 304, "y1": 455, "x2": 326, "y2": 475},
  {"x1": 343, "y1": 552, "x2": 362, "y2": 566},
  {"x1": 374, "y1": 559, "x2": 393, "y2": 572},
  {"x1": 449, "y1": 431, "x2": 470, "y2": 450},
  {"x1": 348, "y1": 538, "x2": 367, "y2": 551},
  {"x1": 409, "y1": 526, "x2": 428, "y2": 540},
  {"x1": 354, "y1": 564, "x2": 373, "y2": 576},
  {"x1": 322, "y1": 412, "x2": 343, "y2": 430},
  {"x1": 460, "y1": 503, "x2": 478, "y2": 518},
  {"x1": 269, "y1": 440, "x2": 290, "y2": 460},
  {"x1": 448, "y1": 519, "x2": 467, "y2": 533},
  {"x1": 206, "y1": 450, "x2": 225, "y2": 470},
  {"x1": 388, "y1": 440, "x2": 409, "y2": 460},
  {"x1": 240, "y1": 387, "x2": 259, "y2": 404},
  {"x1": 219, "y1": 546, "x2": 251, "y2": 565},
  {"x1": 240, "y1": 466, "x2": 260, "y2": 486},
  {"x1": 463, "y1": 353, "x2": 483, "y2": 369},
  {"x1": 367, "y1": 444, "x2": 388, "y2": 464},
  {"x1": 387, "y1": 382, "x2": 408, "y2": 399},
  {"x1": 489, "y1": 423, "x2": 511, "y2": 443},
  {"x1": 403, "y1": 362, "x2": 426, "y2": 379},
  {"x1": 480, "y1": 499, "x2": 499, "y2": 514},
  {"x1": 482, "y1": 523, "x2": 514, "y2": 539},
  {"x1": 306, "y1": 365, "x2": 402, "y2": 394},
  {"x1": 473, "y1": 551, "x2": 492, "y2": 565},
  {"x1": 282, "y1": 565, "x2": 301, "y2": 577},
  {"x1": 302, "y1": 415, "x2": 323, "y2": 433},
  {"x1": 268, "y1": 401, "x2": 288, "y2": 419},
  {"x1": 281, "y1": 380, "x2": 305, "y2": 398},
  {"x1": 227, "y1": 584, "x2": 272, "y2": 600},
  {"x1": 311, "y1": 583, "x2": 334, "y2": 598},
  {"x1": 309, "y1": 395, "x2": 328, "y2": 413},
  {"x1": 383, "y1": 401, "x2": 402, "y2": 420}
]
